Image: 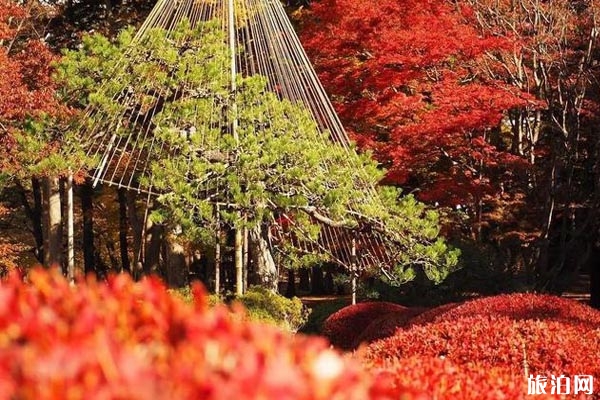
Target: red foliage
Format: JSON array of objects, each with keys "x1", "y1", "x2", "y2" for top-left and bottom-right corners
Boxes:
[
  {"x1": 359, "y1": 295, "x2": 600, "y2": 399},
  {"x1": 300, "y1": 0, "x2": 531, "y2": 206},
  {"x1": 322, "y1": 302, "x2": 409, "y2": 350},
  {"x1": 415, "y1": 293, "x2": 600, "y2": 328},
  {"x1": 353, "y1": 307, "x2": 428, "y2": 348},
  {"x1": 0, "y1": 269, "x2": 425, "y2": 400},
  {"x1": 370, "y1": 356, "x2": 560, "y2": 400},
  {"x1": 0, "y1": 1, "x2": 64, "y2": 172}
]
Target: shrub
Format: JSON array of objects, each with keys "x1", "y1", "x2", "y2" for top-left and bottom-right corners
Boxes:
[
  {"x1": 353, "y1": 307, "x2": 427, "y2": 348},
  {"x1": 358, "y1": 294, "x2": 600, "y2": 399},
  {"x1": 236, "y1": 286, "x2": 310, "y2": 332},
  {"x1": 322, "y1": 302, "x2": 408, "y2": 350},
  {"x1": 0, "y1": 269, "x2": 429, "y2": 400},
  {"x1": 361, "y1": 315, "x2": 600, "y2": 393},
  {"x1": 368, "y1": 356, "x2": 559, "y2": 400},
  {"x1": 421, "y1": 293, "x2": 600, "y2": 327}
]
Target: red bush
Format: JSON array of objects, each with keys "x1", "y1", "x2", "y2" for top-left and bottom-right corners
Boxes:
[
  {"x1": 353, "y1": 307, "x2": 427, "y2": 348},
  {"x1": 0, "y1": 269, "x2": 424, "y2": 400},
  {"x1": 369, "y1": 356, "x2": 561, "y2": 400},
  {"x1": 322, "y1": 302, "x2": 409, "y2": 350},
  {"x1": 360, "y1": 314, "x2": 600, "y2": 399},
  {"x1": 417, "y1": 293, "x2": 600, "y2": 327}
]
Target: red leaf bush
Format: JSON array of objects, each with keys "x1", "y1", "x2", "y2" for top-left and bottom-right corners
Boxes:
[
  {"x1": 369, "y1": 356, "x2": 560, "y2": 400},
  {"x1": 358, "y1": 294, "x2": 600, "y2": 399},
  {"x1": 418, "y1": 293, "x2": 600, "y2": 327},
  {"x1": 353, "y1": 307, "x2": 427, "y2": 349},
  {"x1": 322, "y1": 302, "x2": 409, "y2": 350},
  {"x1": 0, "y1": 269, "x2": 424, "y2": 400},
  {"x1": 362, "y1": 315, "x2": 600, "y2": 378}
]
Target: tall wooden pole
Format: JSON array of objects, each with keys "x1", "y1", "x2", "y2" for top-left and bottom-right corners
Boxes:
[
  {"x1": 66, "y1": 172, "x2": 75, "y2": 283},
  {"x1": 215, "y1": 205, "x2": 221, "y2": 294},
  {"x1": 351, "y1": 238, "x2": 357, "y2": 305},
  {"x1": 229, "y1": 0, "x2": 244, "y2": 296}
]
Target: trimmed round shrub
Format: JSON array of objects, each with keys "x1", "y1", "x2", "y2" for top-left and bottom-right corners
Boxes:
[
  {"x1": 421, "y1": 293, "x2": 600, "y2": 327},
  {"x1": 363, "y1": 314, "x2": 600, "y2": 377},
  {"x1": 0, "y1": 269, "x2": 423, "y2": 400},
  {"x1": 358, "y1": 294, "x2": 600, "y2": 399},
  {"x1": 353, "y1": 307, "x2": 428, "y2": 348},
  {"x1": 322, "y1": 302, "x2": 409, "y2": 350}
]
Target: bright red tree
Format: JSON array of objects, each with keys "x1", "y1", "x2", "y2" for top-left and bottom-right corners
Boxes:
[{"x1": 300, "y1": 0, "x2": 531, "y2": 209}]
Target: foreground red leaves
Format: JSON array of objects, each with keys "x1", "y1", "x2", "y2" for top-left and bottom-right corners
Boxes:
[{"x1": 0, "y1": 269, "x2": 423, "y2": 400}]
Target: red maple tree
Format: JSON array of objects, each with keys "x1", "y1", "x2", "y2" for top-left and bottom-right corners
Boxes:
[{"x1": 300, "y1": 0, "x2": 532, "y2": 208}]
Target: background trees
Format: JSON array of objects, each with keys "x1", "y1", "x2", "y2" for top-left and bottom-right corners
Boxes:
[{"x1": 299, "y1": 0, "x2": 600, "y2": 300}]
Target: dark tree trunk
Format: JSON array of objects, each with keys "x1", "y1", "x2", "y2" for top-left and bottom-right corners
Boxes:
[
  {"x1": 299, "y1": 268, "x2": 310, "y2": 292},
  {"x1": 590, "y1": 247, "x2": 600, "y2": 309},
  {"x1": 165, "y1": 235, "x2": 188, "y2": 288},
  {"x1": 15, "y1": 179, "x2": 44, "y2": 263},
  {"x1": 285, "y1": 268, "x2": 296, "y2": 298},
  {"x1": 324, "y1": 270, "x2": 335, "y2": 294},
  {"x1": 31, "y1": 178, "x2": 44, "y2": 263},
  {"x1": 248, "y1": 225, "x2": 278, "y2": 292},
  {"x1": 117, "y1": 188, "x2": 131, "y2": 274},
  {"x1": 310, "y1": 266, "x2": 325, "y2": 295},
  {"x1": 145, "y1": 221, "x2": 164, "y2": 275},
  {"x1": 81, "y1": 179, "x2": 96, "y2": 275}
]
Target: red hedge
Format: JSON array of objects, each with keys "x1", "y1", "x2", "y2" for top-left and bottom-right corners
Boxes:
[
  {"x1": 369, "y1": 356, "x2": 560, "y2": 400},
  {"x1": 322, "y1": 302, "x2": 409, "y2": 350},
  {"x1": 353, "y1": 307, "x2": 427, "y2": 348},
  {"x1": 0, "y1": 269, "x2": 424, "y2": 400},
  {"x1": 359, "y1": 294, "x2": 600, "y2": 399},
  {"x1": 362, "y1": 315, "x2": 600, "y2": 378},
  {"x1": 417, "y1": 293, "x2": 600, "y2": 327}
]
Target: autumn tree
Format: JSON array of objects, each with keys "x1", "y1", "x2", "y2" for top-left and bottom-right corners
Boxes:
[
  {"x1": 299, "y1": 0, "x2": 531, "y2": 239},
  {"x1": 0, "y1": 0, "x2": 68, "y2": 268},
  {"x1": 453, "y1": 0, "x2": 600, "y2": 293}
]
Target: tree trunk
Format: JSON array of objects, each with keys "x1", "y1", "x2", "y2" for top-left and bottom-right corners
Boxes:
[
  {"x1": 310, "y1": 266, "x2": 325, "y2": 295},
  {"x1": 243, "y1": 226, "x2": 249, "y2": 293},
  {"x1": 285, "y1": 268, "x2": 296, "y2": 298},
  {"x1": 145, "y1": 220, "x2": 164, "y2": 276},
  {"x1": 324, "y1": 270, "x2": 334, "y2": 294},
  {"x1": 42, "y1": 176, "x2": 62, "y2": 270},
  {"x1": 590, "y1": 246, "x2": 600, "y2": 309},
  {"x1": 81, "y1": 179, "x2": 95, "y2": 275},
  {"x1": 15, "y1": 179, "x2": 44, "y2": 263},
  {"x1": 235, "y1": 228, "x2": 244, "y2": 295},
  {"x1": 215, "y1": 230, "x2": 221, "y2": 294},
  {"x1": 117, "y1": 188, "x2": 131, "y2": 274},
  {"x1": 299, "y1": 268, "x2": 310, "y2": 292},
  {"x1": 165, "y1": 235, "x2": 188, "y2": 288},
  {"x1": 126, "y1": 191, "x2": 143, "y2": 279},
  {"x1": 66, "y1": 173, "x2": 75, "y2": 282},
  {"x1": 32, "y1": 178, "x2": 44, "y2": 263},
  {"x1": 248, "y1": 225, "x2": 278, "y2": 292}
]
